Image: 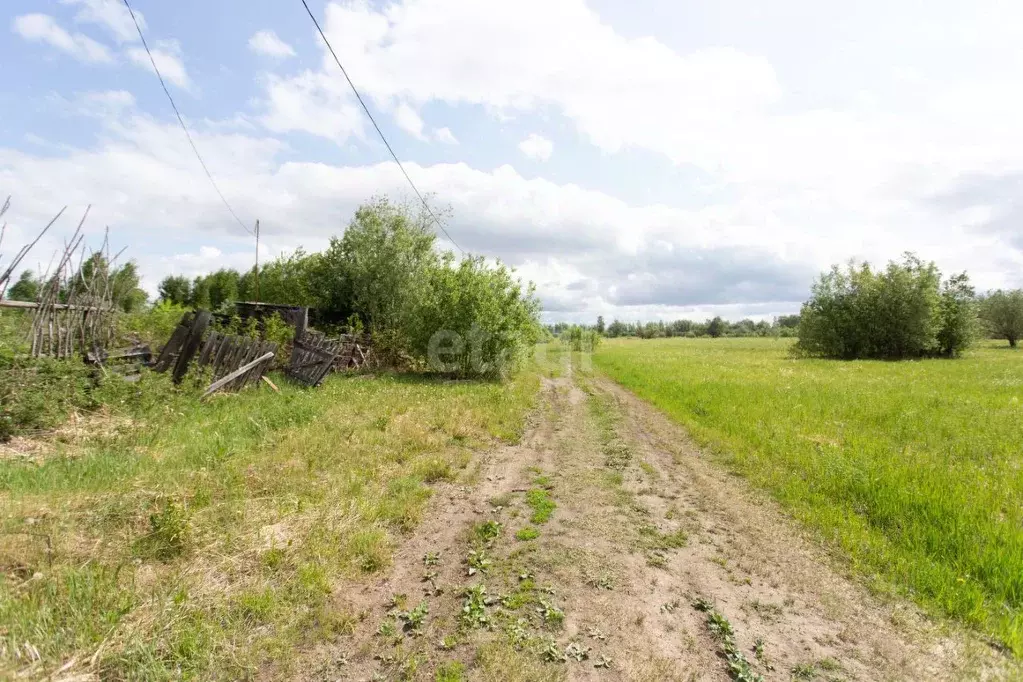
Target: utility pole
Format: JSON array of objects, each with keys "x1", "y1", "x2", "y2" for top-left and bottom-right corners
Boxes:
[{"x1": 254, "y1": 219, "x2": 260, "y2": 303}]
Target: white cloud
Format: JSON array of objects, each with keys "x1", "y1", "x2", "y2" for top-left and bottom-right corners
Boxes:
[
  {"x1": 8, "y1": 104, "x2": 1022, "y2": 319},
  {"x1": 12, "y1": 13, "x2": 113, "y2": 64},
  {"x1": 518, "y1": 133, "x2": 553, "y2": 161},
  {"x1": 433, "y1": 127, "x2": 458, "y2": 144},
  {"x1": 126, "y1": 40, "x2": 192, "y2": 91},
  {"x1": 260, "y1": 71, "x2": 364, "y2": 141},
  {"x1": 248, "y1": 30, "x2": 295, "y2": 58},
  {"x1": 394, "y1": 102, "x2": 426, "y2": 140},
  {"x1": 60, "y1": 0, "x2": 142, "y2": 43},
  {"x1": 11, "y1": 1, "x2": 1023, "y2": 319}
]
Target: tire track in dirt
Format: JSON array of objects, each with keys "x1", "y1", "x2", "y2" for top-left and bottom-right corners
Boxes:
[
  {"x1": 586, "y1": 375, "x2": 1016, "y2": 682},
  {"x1": 298, "y1": 368, "x2": 1015, "y2": 681},
  {"x1": 298, "y1": 377, "x2": 564, "y2": 681}
]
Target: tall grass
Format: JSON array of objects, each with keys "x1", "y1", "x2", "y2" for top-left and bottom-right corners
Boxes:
[
  {"x1": 595, "y1": 338, "x2": 1023, "y2": 654},
  {"x1": 0, "y1": 368, "x2": 539, "y2": 679}
]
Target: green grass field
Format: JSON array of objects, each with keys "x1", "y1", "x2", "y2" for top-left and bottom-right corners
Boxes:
[
  {"x1": 595, "y1": 337, "x2": 1023, "y2": 654},
  {"x1": 0, "y1": 366, "x2": 539, "y2": 679}
]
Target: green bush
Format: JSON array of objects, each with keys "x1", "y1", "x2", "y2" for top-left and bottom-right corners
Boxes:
[
  {"x1": 0, "y1": 356, "x2": 97, "y2": 442},
  {"x1": 979, "y1": 289, "x2": 1023, "y2": 348},
  {"x1": 559, "y1": 325, "x2": 601, "y2": 351},
  {"x1": 120, "y1": 301, "x2": 190, "y2": 346},
  {"x1": 411, "y1": 255, "x2": 542, "y2": 378},
  {"x1": 796, "y1": 253, "x2": 978, "y2": 360},
  {"x1": 310, "y1": 199, "x2": 541, "y2": 378}
]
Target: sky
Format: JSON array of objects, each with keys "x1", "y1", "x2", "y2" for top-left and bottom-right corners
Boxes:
[{"x1": 2, "y1": 0, "x2": 1023, "y2": 323}]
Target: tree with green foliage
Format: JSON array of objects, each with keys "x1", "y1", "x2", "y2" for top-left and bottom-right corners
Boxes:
[
  {"x1": 979, "y1": 289, "x2": 1023, "y2": 348},
  {"x1": 595, "y1": 315, "x2": 605, "y2": 335},
  {"x1": 797, "y1": 253, "x2": 976, "y2": 359},
  {"x1": 707, "y1": 316, "x2": 724, "y2": 338},
  {"x1": 6, "y1": 270, "x2": 39, "y2": 302},
  {"x1": 935, "y1": 272, "x2": 978, "y2": 357},
  {"x1": 241, "y1": 249, "x2": 322, "y2": 307},
  {"x1": 109, "y1": 261, "x2": 148, "y2": 312},
  {"x1": 198, "y1": 269, "x2": 241, "y2": 310},
  {"x1": 413, "y1": 254, "x2": 542, "y2": 377},
  {"x1": 316, "y1": 198, "x2": 438, "y2": 329},
  {"x1": 158, "y1": 275, "x2": 192, "y2": 306}
]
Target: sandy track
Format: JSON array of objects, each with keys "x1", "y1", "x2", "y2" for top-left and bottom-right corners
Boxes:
[{"x1": 299, "y1": 370, "x2": 1014, "y2": 682}]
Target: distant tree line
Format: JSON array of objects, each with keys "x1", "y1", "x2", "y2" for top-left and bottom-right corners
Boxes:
[
  {"x1": 548, "y1": 314, "x2": 800, "y2": 340},
  {"x1": 545, "y1": 252, "x2": 1023, "y2": 362}
]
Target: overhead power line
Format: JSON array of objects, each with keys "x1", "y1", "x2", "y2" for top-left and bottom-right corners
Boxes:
[
  {"x1": 121, "y1": 0, "x2": 253, "y2": 237},
  {"x1": 297, "y1": 0, "x2": 464, "y2": 254}
]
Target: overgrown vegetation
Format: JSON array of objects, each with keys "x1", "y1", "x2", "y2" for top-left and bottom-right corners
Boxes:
[
  {"x1": 558, "y1": 325, "x2": 600, "y2": 351},
  {"x1": 596, "y1": 338, "x2": 1023, "y2": 654},
  {"x1": 796, "y1": 253, "x2": 978, "y2": 359},
  {"x1": 156, "y1": 198, "x2": 542, "y2": 378},
  {"x1": 0, "y1": 363, "x2": 541, "y2": 678}
]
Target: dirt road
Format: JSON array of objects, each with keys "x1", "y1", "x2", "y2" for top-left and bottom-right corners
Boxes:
[{"x1": 299, "y1": 370, "x2": 1014, "y2": 681}]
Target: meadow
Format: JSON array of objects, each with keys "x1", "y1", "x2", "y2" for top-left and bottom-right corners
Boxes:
[
  {"x1": 595, "y1": 337, "x2": 1023, "y2": 655},
  {"x1": 0, "y1": 363, "x2": 539, "y2": 679}
]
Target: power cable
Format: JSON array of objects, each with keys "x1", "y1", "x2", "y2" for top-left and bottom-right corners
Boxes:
[
  {"x1": 121, "y1": 0, "x2": 254, "y2": 237},
  {"x1": 297, "y1": 0, "x2": 464, "y2": 253}
]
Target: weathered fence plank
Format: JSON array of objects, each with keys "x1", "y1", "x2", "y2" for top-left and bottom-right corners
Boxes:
[
  {"x1": 201, "y1": 351, "x2": 275, "y2": 400},
  {"x1": 286, "y1": 338, "x2": 337, "y2": 386}
]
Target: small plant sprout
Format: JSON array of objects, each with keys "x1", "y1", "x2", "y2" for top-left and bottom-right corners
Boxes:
[
  {"x1": 474, "y1": 520, "x2": 501, "y2": 546},
  {"x1": 537, "y1": 598, "x2": 565, "y2": 628},
  {"x1": 423, "y1": 551, "x2": 441, "y2": 567},
  {"x1": 540, "y1": 640, "x2": 566, "y2": 663},
  {"x1": 398, "y1": 600, "x2": 429, "y2": 634},
  {"x1": 692, "y1": 600, "x2": 764, "y2": 682},
  {"x1": 565, "y1": 641, "x2": 590, "y2": 661},
  {"x1": 460, "y1": 584, "x2": 489, "y2": 629},
  {"x1": 467, "y1": 549, "x2": 492, "y2": 576}
]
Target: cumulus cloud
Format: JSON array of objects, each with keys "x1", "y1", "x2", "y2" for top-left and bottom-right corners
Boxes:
[
  {"x1": 12, "y1": 13, "x2": 113, "y2": 64},
  {"x1": 259, "y1": 71, "x2": 363, "y2": 141},
  {"x1": 60, "y1": 0, "x2": 142, "y2": 43},
  {"x1": 248, "y1": 29, "x2": 295, "y2": 58},
  {"x1": 394, "y1": 102, "x2": 426, "y2": 139},
  {"x1": 518, "y1": 133, "x2": 553, "y2": 161},
  {"x1": 126, "y1": 40, "x2": 191, "y2": 91},
  {"x1": 0, "y1": 106, "x2": 817, "y2": 316},
  {"x1": 11, "y1": 0, "x2": 1023, "y2": 318}
]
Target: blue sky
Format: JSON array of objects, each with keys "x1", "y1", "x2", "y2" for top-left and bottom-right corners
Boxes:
[{"x1": 3, "y1": 0, "x2": 1023, "y2": 322}]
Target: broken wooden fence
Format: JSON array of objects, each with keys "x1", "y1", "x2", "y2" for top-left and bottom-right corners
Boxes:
[
  {"x1": 151, "y1": 312, "x2": 276, "y2": 395},
  {"x1": 301, "y1": 330, "x2": 373, "y2": 372},
  {"x1": 152, "y1": 311, "x2": 212, "y2": 383},
  {"x1": 197, "y1": 331, "x2": 277, "y2": 392},
  {"x1": 286, "y1": 336, "x2": 337, "y2": 387}
]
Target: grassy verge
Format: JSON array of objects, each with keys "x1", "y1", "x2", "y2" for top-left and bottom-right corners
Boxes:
[
  {"x1": 595, "y1": 337, "x2": 1023, "y2": 654},
  {"x1": 0, "y1": 368, "x2": 539, "y2": 679}
]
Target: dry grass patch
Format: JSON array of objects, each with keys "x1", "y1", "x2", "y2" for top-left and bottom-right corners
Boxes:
[{"x1": 0, "y1": 369, "x2": 540, "y2": 680}]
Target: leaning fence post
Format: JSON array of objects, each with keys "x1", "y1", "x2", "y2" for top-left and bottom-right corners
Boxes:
[{"x1": 172, "y1": 311, "x2": 212, "y2": 384}]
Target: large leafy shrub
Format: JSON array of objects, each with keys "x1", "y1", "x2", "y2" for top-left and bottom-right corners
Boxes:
[
  {"x1": 314, "y1": 199, "x2": 541, "y2": 378},
  {"x1": 411, "y1": 255, "x2": 542, "y2": 378},
  {"x1": 796, "y1": 253, "x2": 977, "y2": 359},
  {"x1": 979, "y1": 289, "x2": 1023, "y2": 348}
]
